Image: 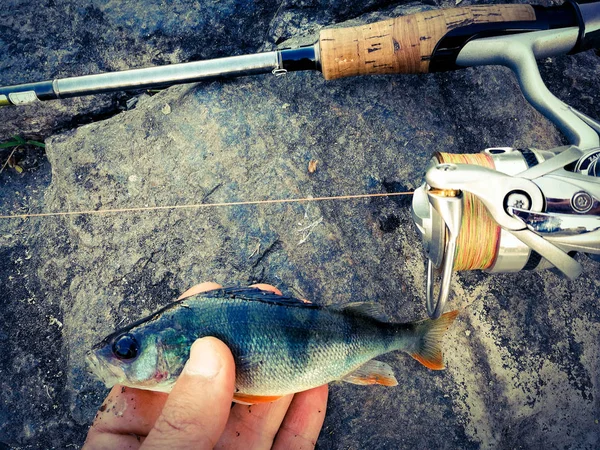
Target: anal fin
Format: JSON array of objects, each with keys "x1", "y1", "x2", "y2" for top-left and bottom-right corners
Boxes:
[
  {"x1": 233, "y1": 393, "x2": 283, "y2": 405},
  {"x1": 341, "y1": 360, "x2": 398, "y2": 387}
]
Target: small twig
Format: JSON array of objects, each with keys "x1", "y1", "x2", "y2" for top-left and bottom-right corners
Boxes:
[
  {"x1": 297, "y1": 217, "x2": 323, "y2": 245},
  {"x1": 303, "y1": 200, "x2": 311, "y2": 220},
  {"x1": 297, "y1": 217, "x2": 323, "y2": 233},
  {"x1": 202, "y1": 183, "x2": 223, "y2": 203},
  {"x1": 0, "y1": 146, "x2": 19, "y2": 175},
  {"x1": 248, "y1": 239, "x2": 261, "y2": 258}
]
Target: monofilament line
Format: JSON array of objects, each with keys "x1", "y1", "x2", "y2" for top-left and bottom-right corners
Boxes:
[
  {"x1": 0, "y1": 192, "x2": 413, "y2": 220},
  {"x1": 436, "y1": 152, "x2": 499, "y2": 271}
]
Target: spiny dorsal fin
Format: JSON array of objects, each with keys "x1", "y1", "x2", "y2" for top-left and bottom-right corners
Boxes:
[
  {"x1": 208, "y1": 286, "x2": 320, "y2": 309},
  {"x1": 336, "y1": 302, "x2": 389, "y2": 322},
  {"x1": 341, "y1": 360, "x2": 398, "y2": 386},
  {"x1": 410, "y1": 310, "x2": 459, "y2": 370}
]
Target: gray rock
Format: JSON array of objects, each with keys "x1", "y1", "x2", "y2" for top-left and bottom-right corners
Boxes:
[{"x1": 1, "y1": 0, "x2": 600, "y2": 448}]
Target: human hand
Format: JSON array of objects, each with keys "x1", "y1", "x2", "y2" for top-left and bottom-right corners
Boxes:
[{"x1": 83, "y1": 282, "x2": 329, "y2": 450}]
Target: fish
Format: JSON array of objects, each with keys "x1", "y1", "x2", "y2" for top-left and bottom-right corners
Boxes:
[{"x1": 87, "y1": 286, "x2": 458, "y2": 404}]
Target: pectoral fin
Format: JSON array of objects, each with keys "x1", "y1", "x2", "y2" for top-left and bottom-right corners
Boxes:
[{"x1": 341, "y1": 360, "x2": 398, "y2": 386}]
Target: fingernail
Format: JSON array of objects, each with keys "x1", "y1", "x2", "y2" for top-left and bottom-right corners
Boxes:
[{"x1": 183, "y1": 338, "x2": 222, "y2": 378}]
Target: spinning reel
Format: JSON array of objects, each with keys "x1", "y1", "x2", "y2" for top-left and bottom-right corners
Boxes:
[{"x1": 412, "y1": 1, "x2": 600, "y2": 318}]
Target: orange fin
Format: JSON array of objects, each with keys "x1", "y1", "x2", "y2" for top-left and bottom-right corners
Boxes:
[
  {"x1": 342, "y1": 360, "x2": 398, "y2": 386},
  {"x1": 410, "y1": 310, "x2": 459, "y2": 370},
  {"x1": 178, "y1": 282, "x2": 222, "y2": 300},
  {"x1": 232, "y1": 393, "x2": 283, "y2": 405}
]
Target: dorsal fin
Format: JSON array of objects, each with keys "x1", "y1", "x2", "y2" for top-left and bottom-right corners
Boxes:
[
  {"x1": 334, "y1": 302, "x2": 389, "y2": 322},
  {"x1": 205, "y1": 286, "x2": 321, "y2": 309}
]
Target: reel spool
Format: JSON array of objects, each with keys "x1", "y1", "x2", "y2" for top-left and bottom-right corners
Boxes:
[{"x1": 431, "y1": 149, "x2": 558, "y2": 275}]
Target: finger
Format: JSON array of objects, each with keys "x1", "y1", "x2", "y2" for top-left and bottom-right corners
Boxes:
[
  {"x1": 272, "y1": 385, "x2": 329, "y2": 450},
  {"x1": 83, "y1": 430, "x2": 144, "y2": 450},
  {"x1": 142, "y1": 337, "x2": 235, "y2": 450},
  {"x1": 249, "y1": 283, "x2": 282, "y2": 295},
  {"x1": 178, "y1": 281, "x2": 223, "y2": 300},
  {"x1": 215, "y1": 395, "x2": 294, "y2": 449},
  {"x1": 84, "y1": 386, "x2": 168, "y2": 447}
]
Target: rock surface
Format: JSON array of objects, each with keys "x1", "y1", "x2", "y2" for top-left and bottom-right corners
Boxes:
[{"x1": 1, "y1": 0, "x2": 600, "y2": 448}]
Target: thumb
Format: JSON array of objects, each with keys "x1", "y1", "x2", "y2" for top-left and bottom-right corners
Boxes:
[{"x1": 142, "y1": 337, "x2": 235, "y2": 450}]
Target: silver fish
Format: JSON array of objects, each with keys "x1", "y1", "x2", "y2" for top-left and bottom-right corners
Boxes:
[{"x1": 87, "y1": 287, "x2": 458, "y2": 404}]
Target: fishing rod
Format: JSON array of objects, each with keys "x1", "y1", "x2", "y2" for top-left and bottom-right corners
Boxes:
[
  {"x1": 1, "y1": 1, "x2": 600, "y2": 319},
  {"x1": 0, "y1": 1, "x2": 597, "y2": 106}
]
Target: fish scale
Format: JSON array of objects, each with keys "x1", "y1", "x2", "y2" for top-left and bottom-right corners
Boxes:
[
  {"x1": 87, "y1": 287, "x2": 458, "y2": 403},
  {"x1": 200, "y1": 297, "x2": 386, "y2": 395}
]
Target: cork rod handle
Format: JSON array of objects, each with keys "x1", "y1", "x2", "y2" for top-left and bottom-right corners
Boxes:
[{"x1": 318, "y1": 4, "x2": 537, "y2": 79}]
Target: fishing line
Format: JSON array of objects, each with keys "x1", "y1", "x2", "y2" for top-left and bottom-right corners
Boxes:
[
  {"x1": 435, "y1": 152, "x2": 500, "y2": 271},
  {"x1": 0, "y1": 191, "x2": 413, "y2": 220}
]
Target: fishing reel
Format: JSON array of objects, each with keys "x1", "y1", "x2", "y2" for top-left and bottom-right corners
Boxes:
[
  {"x1": 411, "y1": 5, "x2": 600, "y2": 318},
  {"x1": 412, "y1": 145, "x2": 600, "y2": 318}
]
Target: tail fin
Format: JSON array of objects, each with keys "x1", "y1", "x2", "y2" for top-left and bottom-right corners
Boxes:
[{"x1": 409, "y1": 310, "x2": 458, "y2": 370}]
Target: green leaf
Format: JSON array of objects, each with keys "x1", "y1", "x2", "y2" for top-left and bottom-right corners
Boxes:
[
  {"x1": 25, "y1": 140, "x2": 45, "y2": 148},
  {"x1": 0, "y1": 136, "x2": 46, "y2": 149},
  {"x1": 0, "y1": 139, "x2": 20, "y2": 149}
]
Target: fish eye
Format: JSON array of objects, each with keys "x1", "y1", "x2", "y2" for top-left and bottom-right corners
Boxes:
[{"x1": 112, "y1": 334, "x2": 139, "y2": 360}]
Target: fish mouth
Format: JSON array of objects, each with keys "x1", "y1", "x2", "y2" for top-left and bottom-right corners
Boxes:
[{"x1": 86, "y1": 351, "x2": 125, "y2": 388}]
